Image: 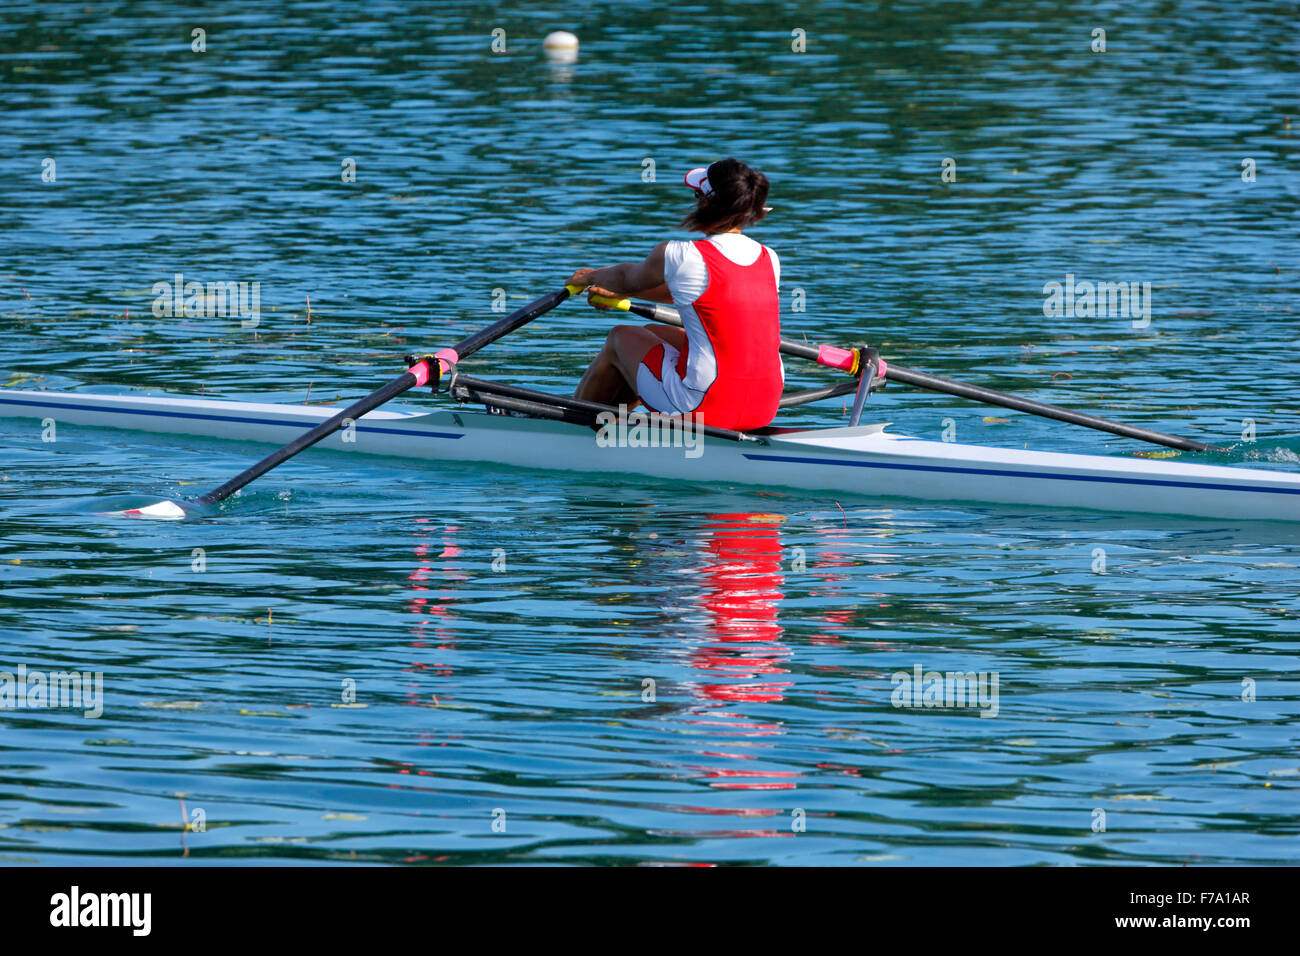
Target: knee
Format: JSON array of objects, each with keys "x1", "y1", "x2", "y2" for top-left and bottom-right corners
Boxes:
[{"x1": 601, "y1": 325, "x2": 637, "y2": 352}]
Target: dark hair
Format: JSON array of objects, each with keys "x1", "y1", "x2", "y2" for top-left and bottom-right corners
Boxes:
[{"x1": 681, "y1": 158, "x2": 770, "y2": 233}]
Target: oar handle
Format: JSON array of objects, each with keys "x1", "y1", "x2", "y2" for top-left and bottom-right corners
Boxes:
[{"x1": 589, "y1": 292, "x2": 675, "y2": 323}]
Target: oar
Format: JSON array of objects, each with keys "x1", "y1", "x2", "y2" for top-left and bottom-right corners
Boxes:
[
  {"x1": 588, "y1": 293, "x2": 1216, "y2": 452},
  {"x1": 116, "y1": 284, "x2": 584, "y2": 519}
]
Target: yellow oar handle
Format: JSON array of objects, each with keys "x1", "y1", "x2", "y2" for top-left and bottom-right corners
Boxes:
[
  {"x1": 564, "y1": 283, "x2": 590, "y2": 297},
  {"x1": 587, "y1": 292, "x2": 631, "y2": 311}
]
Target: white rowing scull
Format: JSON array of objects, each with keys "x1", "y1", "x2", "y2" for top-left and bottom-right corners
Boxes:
[{"x1": 2, "y1": 387, "x2": 1297, "y2": 522}]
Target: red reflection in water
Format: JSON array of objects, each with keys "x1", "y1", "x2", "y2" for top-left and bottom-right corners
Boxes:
[
  {"x1": 690, "y1": 513, "x2": 791, "y2": 706},
  {"x1": 682, "y1": 513, "x2": 800, "y2": 793},
  {"x1": 401, "y1": 519, "x2": 467, "y2": 703}
]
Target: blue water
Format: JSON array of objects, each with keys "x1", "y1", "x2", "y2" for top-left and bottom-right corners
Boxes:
[{"x1": 1, "y1": 0, "x2": 1298, "y2": 865}]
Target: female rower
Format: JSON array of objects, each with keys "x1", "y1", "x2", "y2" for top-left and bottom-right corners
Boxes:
[{"x1": 568, "y1": 158, "x2": 783, "y2": 432}]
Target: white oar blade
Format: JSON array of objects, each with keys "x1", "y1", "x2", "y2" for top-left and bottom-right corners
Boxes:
[{"x1": 102, "y1": 500, "x2": 189, "y2": 521}]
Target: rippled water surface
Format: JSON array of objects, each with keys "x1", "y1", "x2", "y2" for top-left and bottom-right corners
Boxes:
[{"x1": 1, "y1": 0, "x2": 1298, "y2": 865}]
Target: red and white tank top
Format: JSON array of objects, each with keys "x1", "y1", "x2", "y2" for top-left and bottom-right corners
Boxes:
[{"x1": 662, "y1": 234, "x2": 784, "y2": 430}]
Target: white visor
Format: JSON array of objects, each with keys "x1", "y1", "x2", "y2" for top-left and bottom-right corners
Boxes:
[{"x1": 684, "y1": 166, "x2": 713, "y2": 196}]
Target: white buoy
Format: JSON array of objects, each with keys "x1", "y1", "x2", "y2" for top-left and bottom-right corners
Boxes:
[{"x1": 543, "y1": 31, "x2": 579, "y2": 64}]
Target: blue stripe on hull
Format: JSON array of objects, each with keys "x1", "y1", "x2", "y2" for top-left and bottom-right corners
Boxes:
[
  {"x1": 0, "y1": 396, "x2": 464, "y2": 441},
  {"x1": 742, "y1": 452, "x2": 1300, "y2": 497}
]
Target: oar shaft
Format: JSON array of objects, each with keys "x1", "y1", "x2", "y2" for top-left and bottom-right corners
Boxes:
[
  {"x1": 883, "y1": 365, "x2": 1214, "y2": 451},
  {"x1": 195, "y1": 286, "x2": 583, "y2": 507},
  {"x1": 452, "y1": 284, "x2": 584, "y2": 362},
  {"x1": 196, "y1": 366, "x2": 430, "y2": 506},
  {"x1": 591, "y1": 293, "x2": 1213, "y2": 452}
]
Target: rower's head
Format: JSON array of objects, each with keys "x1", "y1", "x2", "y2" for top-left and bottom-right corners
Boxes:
[{"x1": 682, "y1": 159, "x2": 771, "y2": 234}]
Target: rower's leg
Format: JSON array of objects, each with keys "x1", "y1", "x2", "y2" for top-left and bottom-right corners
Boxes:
[
  {"x1": 575, "y1": 332, "x2": 636, "y2": 405},
  {"x1": 575, "y1": 325, "x2": 662, "y2": 405},
  {"x1": 607, "y1": 324, "x2": 671, "y2": 394},
  {"x1": 645, "y1": 324, "x2": 687, "y2": 351}
]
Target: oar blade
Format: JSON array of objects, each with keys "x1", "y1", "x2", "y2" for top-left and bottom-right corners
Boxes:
[{"x1": 102, "y1": 499, "x2": 190, "y2": 520}]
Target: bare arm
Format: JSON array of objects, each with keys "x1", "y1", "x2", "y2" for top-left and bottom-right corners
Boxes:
[
  {"x1": 568, "y1": 242, "x2": 668, "y2": 299},
  {"x1": 634, "y1": 283, "x2": 673, "y2": 303}
]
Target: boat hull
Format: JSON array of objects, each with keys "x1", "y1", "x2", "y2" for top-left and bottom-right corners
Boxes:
[{"x1": 2, "y1": 389, "x2": 1299, "y2": 522}]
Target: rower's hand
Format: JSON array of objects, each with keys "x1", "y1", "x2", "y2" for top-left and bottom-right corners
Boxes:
[
  {"x1": 586, "y1": 286, "x2": 618, "y2": 309},
  {"x1": 567, "y1": 268, "x2": 598, "y2": 290}
]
